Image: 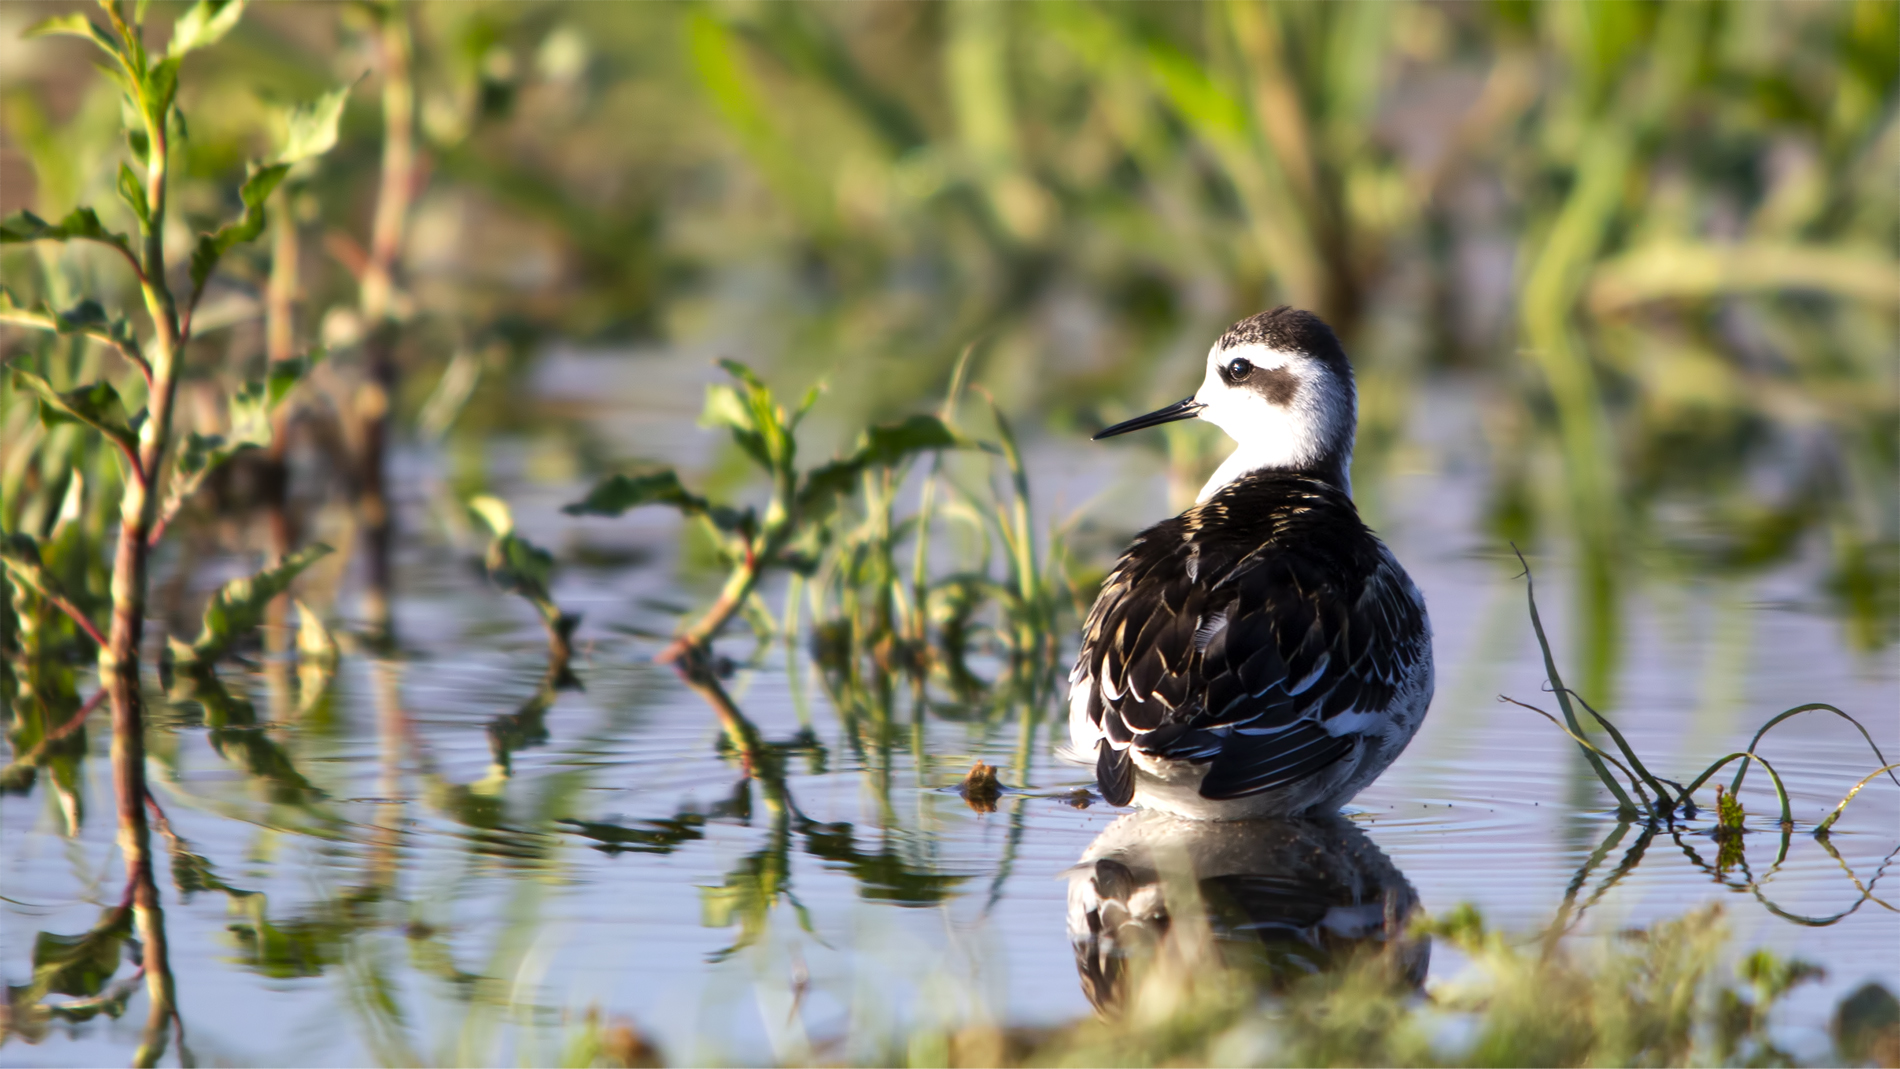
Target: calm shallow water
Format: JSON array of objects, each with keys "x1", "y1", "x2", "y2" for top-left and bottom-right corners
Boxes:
[{"x1": 4, "y1": 357, "x2": 1896, "y2": 1067}]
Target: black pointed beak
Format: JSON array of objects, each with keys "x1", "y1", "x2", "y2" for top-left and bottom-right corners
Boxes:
[{"x1": 1093, "y1": 397, "x2": 1205, "y2": 440}]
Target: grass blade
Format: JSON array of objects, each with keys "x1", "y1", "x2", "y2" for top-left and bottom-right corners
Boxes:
[
  {"x1": 1728, "y1": 703, "x2": 1899, "y2": 796},
  {"x1": 1814, "y1": 763, "x2": 1900, "y2": 837},
  {"x1": 1678, "y1": 752, "x2": 1795, "y2": 830},
  {"x1": 1513, "y1": 549, "x2": 1638, "y2": 815},
  {"x1": 1500, "y1": 696, "x2": 1649, "y2": 809},
  {"x1": 1559, "y1": 687, "x2": 1679, "y2": 818}
]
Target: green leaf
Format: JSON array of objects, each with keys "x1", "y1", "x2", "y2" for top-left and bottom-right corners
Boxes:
[
  {"x1": 277, "y1": 82, "x2": 353, "y2": 164},
  {"x1": 0, "y1": 291, "x2": 141, "y2": 369},
  {"x1": 141, "y1": 57, "x2": 179, "y2": 128},
  {"x1": 159, "y1": 351, "x2": 322, "y2": 520},
  {"x1": 562, "y1": 470, "x2": 752, "y2": 532},
  {"x1": 467, "y1": 493, "x2": 519, "y2": 539},
  {"x1": 702, "y1": 361, "x2": 798, "y2": 472},
  {"x1": 10, "y1": 370, "x2": 138, "y2": 451},
  {"x1": 24, "y1": 13, "x2": 117, "y2": 55},
  {"x1": 700, "y1": 382, "x2": 772, "y2": 470},
  {"x1": 189, "y1": 162, "x2": 289, "y2": 299},
  {"x1": 115, "y1": 164, "x2": 152, "y2": 232},
  {"x1": 853, "y1": 414, "x2": 966, "y2": 466},
  {"x1": 171, "y1": 544, "x2": 332, "y2": 669},
  {"x1": 796, "y1": 415, "x2": 969, "y2": 520},
  {"x1": 167, "y1": 0, "x2": 246, "y2": 58},
  {"x1": 28, "y1": 910, "x2": 132, "y2": 1001},
  {"x1": 471, "y1": 495, "x2": 553, "y2": 594},
  {"x1": 0, "y1": 208, "x2": 135, "y2": 260},
  {"x1": 470, "y1": 495, "x2": 582, "y2": 647}
]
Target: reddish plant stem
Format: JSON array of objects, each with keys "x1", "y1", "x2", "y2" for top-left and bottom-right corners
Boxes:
[
  {"x1": 96, "y1": 6, "x2": 182, "y2": 1052},
  {"x1": 354, "y1": 4, "x2": 416, "y2": 642}
]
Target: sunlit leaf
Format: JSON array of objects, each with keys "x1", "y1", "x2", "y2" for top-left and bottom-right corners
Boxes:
[
  {"x1": 27, "y1": 909, "x2": 131, "y2": 1001},
  {"x1": 167, "y1": 0, "x2": 246, "y2": 59},
  {"x1": 188, "y1": 162, "x2": 289, "y2": 299},
  {"x1": 468, "y1": 493, "x2": 516, "y2": 537},
  {"x1": 563, "y1": 470, "x2": 752, "y2": 532},
  {"x1": 0, "y1": 208, "x2": 135, "y2": 261},
  {"x1": 9, "y1": 370, "x2": 138, "y2": 451},
  {"x1": 471, "y1": 494, "x2": 582, "y2": 646},
  {"x1": 160, "y1": 351, "x2": 322, "y2": 520},
  {"x1": 796, "y1": 414, "x2": 971, "y2": 521},
  {"x1": 140, "y1": 57, "x2": 179, "y2": 127},
  {"x1": 700, "y1": 382, "x2": 772, "y2": 469},
  {"x1": 294, "y1": 598, "x2": 338, "y2": 717},
  {"x1": 114, "y1": 163, "x2": 152, "y2": 233},
  {"x1": 471, "y1": 494, "x2": 552, "y2": 593},
  {"x1": 276, "y1": 81, "x2": 353, "y2": 164},
  {"x1": 170, "y1": 544, "x2": 332, "y2": 669},
  {"x1": 23, "y1": 13, "x2": 117, "y2": 55}
]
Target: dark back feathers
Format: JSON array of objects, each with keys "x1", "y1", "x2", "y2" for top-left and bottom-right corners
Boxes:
[{"x1": 1076, "y1": 470, "x2": 1427, "y2": 801}]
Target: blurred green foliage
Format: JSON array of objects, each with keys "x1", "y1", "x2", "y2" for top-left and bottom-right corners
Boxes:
[{"x1": 5, "y1": 1, "x2": 1893, "y2": 687}]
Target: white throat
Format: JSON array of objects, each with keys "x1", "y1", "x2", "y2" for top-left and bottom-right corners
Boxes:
[{"x1": 1197, "y1": 440, "x2": 1352, "y2": 502}]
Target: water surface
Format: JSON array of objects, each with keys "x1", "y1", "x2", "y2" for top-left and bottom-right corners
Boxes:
[{"x1": 4, "y1": 356, "x2": 1895, "y2": 1067}]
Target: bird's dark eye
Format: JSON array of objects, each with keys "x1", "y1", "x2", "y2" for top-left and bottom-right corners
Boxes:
[{"x1": 1226, "y1": 358, "x2": 1254, "y2": 379}]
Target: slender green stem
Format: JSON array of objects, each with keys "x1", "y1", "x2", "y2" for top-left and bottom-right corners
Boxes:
[
  {"x1": 1677, "y1": 752, "x2": 1794, "y2": 830},
  {"x1": 1815, "y1": 763, "x2": 1900, "y2": 836},
  {"x1": 1729, "y1": 703, "x2": 1899, "y2": 796},
  {"x1": 1513, "y1": 550, "x2": 1637, "y2": 815}
]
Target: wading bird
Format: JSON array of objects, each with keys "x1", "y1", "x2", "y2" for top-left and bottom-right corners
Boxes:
[{"x1": 1071, "y1": 307, "x2": 1433, "y2": 819}]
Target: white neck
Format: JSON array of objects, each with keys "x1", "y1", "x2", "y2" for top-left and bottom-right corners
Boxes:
[{"x1": 1197, "y1": 439, "x2": 1353, "y2": 503}]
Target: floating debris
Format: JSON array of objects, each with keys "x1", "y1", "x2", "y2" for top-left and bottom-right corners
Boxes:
[{"x1": 961, "y1": 762, "x2": 1002, "y2": 813}]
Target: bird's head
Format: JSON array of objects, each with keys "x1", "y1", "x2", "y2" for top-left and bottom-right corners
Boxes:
[{"x1": 1095, "y1": 307, "x2": 1357, "y2": 493}]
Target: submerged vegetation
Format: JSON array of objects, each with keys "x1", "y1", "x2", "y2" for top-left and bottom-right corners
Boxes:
[{"x1": 1, "y1": 1, "x2": 1895, "y2": 1066}]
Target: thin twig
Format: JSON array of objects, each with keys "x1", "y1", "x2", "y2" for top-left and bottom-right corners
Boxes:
[
  {"x1": 7, "y1": 689, "x2": 108, "y2": 767},
  {"x1": 1, "y1": 561, "x2": 110, "y2": 649}
]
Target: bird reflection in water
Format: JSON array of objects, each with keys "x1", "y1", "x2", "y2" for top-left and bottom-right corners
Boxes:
[{"x1": 1067, "y1": 810, "x2": 1427, "y2": 1012}]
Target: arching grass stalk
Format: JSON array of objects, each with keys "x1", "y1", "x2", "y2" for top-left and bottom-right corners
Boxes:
[
  {"x1": 1498, "y1": 696, "x2": 1654, "y2": 812},
  {"x1": 1553, "y1": 685, "x2": 1686, "y2": 814},
  {"x1": 1511, "y1": 548, "x2": 1637, "y2": 816},
  {"x1": 1815, "y1": 764, "x2": 1900, "y2": 837},
  {"x1": 1511, "y1": 554, "x2": 1892, "y2": 841},
  {"x1": 1674, "y1": 752, "x2": 1795, "y2": 831},
  {"x1": 1728, "y1": 703, "x2": 1898, "y2": 798},
  {"x1": 904, "y1": 342, "x2": 977, "y2": 652}
]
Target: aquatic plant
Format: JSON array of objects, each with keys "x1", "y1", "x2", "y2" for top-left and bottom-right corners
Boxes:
[
  {"x1": 1504, "y1": 552, "x2": 1899, "y2": 945},
  {"x1": 565, "y1": 359, "x2": 968, "y2": 668},
  {"x1": 0, "y1": 2, "x2": 349, "y2": 1059},
  {"x1": 470, "y1": 493, "x2": 580, "y2": 673},
  {"x1": 1510, "y1": 551, "x2": 1898, "y2": 833}
]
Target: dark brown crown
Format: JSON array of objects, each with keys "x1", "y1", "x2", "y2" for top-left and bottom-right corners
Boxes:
[{"x1": 1215, "y1": 307, "x2": 1351, "y2": 378}]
